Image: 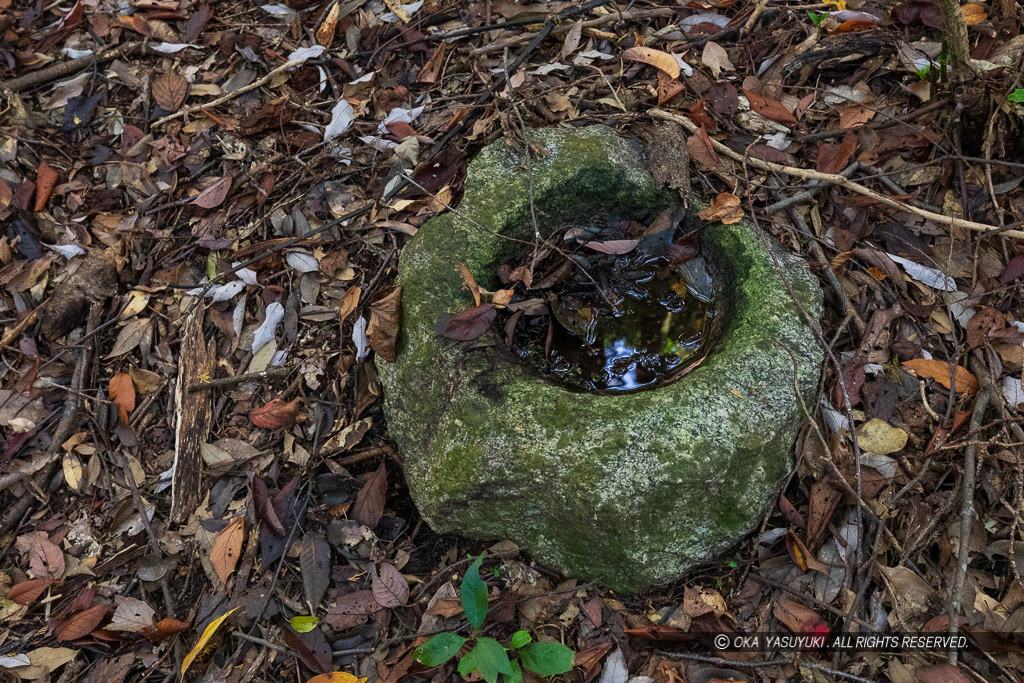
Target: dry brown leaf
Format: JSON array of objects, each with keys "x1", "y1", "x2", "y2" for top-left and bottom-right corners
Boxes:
[
  {"x1": 108, "y1": 372, "x2": 136, "y2": 424},
  {"x1": 34, "y1": 160, "x2": 58, "y2": 212},
  {"x1": 250, "y1": 397, "x2": 303, "y2": 428},
  {"x1": 210, "y1": 517, "x2": 244, "y2": 584},
  {"x1": 56, "y1": 604, "x2": 107, "y2": 642},
  {"x1": 701, "y1": 41, "x2": 734, "y2": 79},
  {"x1": 457, "y1": 263, "x2": 481, "y2": 306},
  {"x1": 367, "y1": 286, "x2": 402, "y2": 363},
  {"x1": 192, "y1": 176, "x2": 231, "y2": 209},
  {"x1": 151, "y1": 69, "x2": 188, "y2": 111},
  {"x1": 339, "y1": 286, "x2": 361, "y2": 328},
  {"x1": 623, "y1": 46, "x2": 680, "y2": 78},
  {"x1": 960, "y1": 3, "x2": 986, "y2": 24},
  {"x1": 902, "y1": 358, "x2": 979, "y2": 393},
  {"x1": 697, "y1": 192, "x2": 744, "y2": 224}
]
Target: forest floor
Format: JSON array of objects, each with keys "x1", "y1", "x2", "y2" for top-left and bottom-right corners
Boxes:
[{"x1": 1, "y1": 0, "x2": 1024, "y2": 682}]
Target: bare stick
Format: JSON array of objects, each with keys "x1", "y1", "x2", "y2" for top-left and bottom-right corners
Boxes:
[
  {"x1": 649, "y1": 109, "x2": 1024, "y2": 239},
  {"x1": 1, "y1": 42, "x2": 141, "y2": 93}
]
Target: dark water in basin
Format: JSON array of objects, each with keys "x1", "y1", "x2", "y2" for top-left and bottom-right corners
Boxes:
[{"x1": 511, "y1": 256, "x2": 714, "y2": 393}]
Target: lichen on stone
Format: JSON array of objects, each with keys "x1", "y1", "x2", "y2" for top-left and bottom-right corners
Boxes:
[{"x1": 377, "y1": 125, "x2": 824, "y2": 591}]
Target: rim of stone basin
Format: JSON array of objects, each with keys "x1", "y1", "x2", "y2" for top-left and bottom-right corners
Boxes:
[{"x1": 377, "y1": 125, "x2": 824, "y2": 591}]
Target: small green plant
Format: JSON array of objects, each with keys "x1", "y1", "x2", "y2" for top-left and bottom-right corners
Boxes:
[
  {"x1": 413, "y1": 554, "x2": 575, "y2": 683},
  {"x1": 1009, "y1": 89, "x2": 1024, "y2": 103},
  {"x1": 915, "y1": 64, "x2": 931, "y2": 81},
  {"x1": 807, "y1": 10, "x2": 829, "y2": 31}
]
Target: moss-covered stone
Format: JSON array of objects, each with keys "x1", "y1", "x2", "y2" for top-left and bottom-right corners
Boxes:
[{"x1": 377, "y1": 126, "x2": 824, "y2": 591}]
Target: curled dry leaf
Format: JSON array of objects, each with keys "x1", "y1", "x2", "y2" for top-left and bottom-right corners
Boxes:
[
  {"x1": 34, "y1": 160, "x2": 58, "y2": 212},
  {"x1": 250, "y1": 397, "x2": 303, "y2": 428},
  {"x1": 210, "y1": 517, "x2": 244, "y2": 584},
  {"x1": 622, "y1": 46, "x2": 680, "y2": 78},
  {"x1": 697, "y1": 192, "x2": 745, "y2": 224},
  {"x1": 701, "y1": 41, "x2": 734, "y2": 79}
]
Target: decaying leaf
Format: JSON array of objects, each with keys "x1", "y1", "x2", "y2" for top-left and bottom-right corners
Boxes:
[
  {"x1": 697, "y1": 192, "x2": 744, "y2": 224},
  {"x1": 299, "y1": 533, "x2": 331, "y2": 610},
  {"x1": 34, "y1": 160, "x2": 58, "y2": 212},
  {"x1": 151, "y1": 70, "x2": 188, "y2": 111},
  {"x1": 902, "y1": 358, "x2": 979, "y2": 393},
  {"x1": 108, "y1": 372, "x2": 136, "y2": 424},
  {"x1": 701, "y1": 41, "x2": 734, "y2": 79},
  {"x1": 623, "y1": 46, "x2": 680, "y2": 78},
  {"x1": 210, "y1": 517, "x2": 244, "y2": 584},
  {"x1": 367, "y1": 286, "x2": 402, "y2": 362},
  {"x1": 250, "y1": 397, "x2": 303, "y2": 428},
  {"x1": 442, "y1": 304, "x2": 496, "y2": 341}
]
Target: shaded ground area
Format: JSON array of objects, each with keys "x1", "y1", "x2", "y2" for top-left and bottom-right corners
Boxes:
[{"x1": 1, "y1": 0, "x2": 1024, "y2": 681}]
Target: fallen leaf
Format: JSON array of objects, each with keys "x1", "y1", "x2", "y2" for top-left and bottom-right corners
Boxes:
[
  {"x1": 210, "y1": 517, "x2": 244, "y2": 584},
  {"x1": 372, "y1": 562, "x2": 409, "y2": 608},
  {"x1": 23, "y1": 534, "x2": 64, "y2": 580},
  {"x1": 192, "y1": 176, "x2": 231, "y2": 209},
  {"x1": 697, "y1": 192, "x2": 744, "y2": 224},
  {"x1": 56, "y1": 604, "x2": 108, "y2": 642},
  {"x1": 106, "y1": 318, "x2": 151, "y2": 358},
  {"x1": 350, "y1": 461, "x2": 386, "y2": 528},
  {"x1": 960, "y1": 3, "x2": 986, "y2": 24},
  {"x1": 299, "y1": 533, "x2": 331, "y2": 610},
  {"x1": 856, "y1": 418, "x2": 908, "y2": 453},
  {"x1": 583, "y1": 240, "x2": 640, "y2": 255},
  {"x1": 442, "y1": 304, "x2": 496, "y2": 341},
  {"x1": 152, "y1": 70, "x2": 188, "y2": 111},
  {"x1": 34, "y1": 161, "x2": 58, "y2": 212},
  {"x1": 108, "y1": 372, "x2": 136, "y2": 424},
  {"x1": 250, "y1": 397, "x2": 303, "y2": 428},
  {"x1": 816, "y1": 130, "x2": 857, "y2": 174},
  {"x1": 140, "y1": 617, "x2": 190, "y2": 643},
  {"x1": 181, "y1": 608, "x2": 239, "y2": 679},
  {"x1": 367, "y1": 286, "x2": 402, "y2": 362},
  {"x1": 108, "y1": 596, "x2": 156, "y2": 633},
  {"x1": 701, "y1": 41, "x2": 734, "y2": 79},
  {"x1": 902, "y1": 358, "x2": 979, "y2": 393},
  {"x1": 623, "y1": 46, "x2": 680, "y2": 78},
  {"x1": 773, "y1": 598, "x2": 828, "y2": 636},
  {"x1": 10, "y1": 578, "x2": 54, "y2": 605},
  {"x1": 743, "y1": 89, "x2": 798, "y2": 126},
  {"x1": 308, "y1": 674, "x2": 368, "y2": 683}
]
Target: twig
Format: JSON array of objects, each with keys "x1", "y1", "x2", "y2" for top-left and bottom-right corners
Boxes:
[
  {"x1": 649, "y1": 109, "x2": 1024, "y2": 240},
  {"x1": 948, "y1": 349, "x2": 995, "y2": 666},
  {"x1": 655, "y1": 651, "x2": 878, "y2": 683},
  {"x1": 152, "y1": 58, "x2": 307, "y2": 129},
  {"x1": 189, "y1": 366, "x2": 292, "y2": 391},
  {"x1": 0, "y1": 42, "x2": 140, "y2": 93},
  {"x1": 764, "y1": 162, "x2": 861, "y2": 214}
]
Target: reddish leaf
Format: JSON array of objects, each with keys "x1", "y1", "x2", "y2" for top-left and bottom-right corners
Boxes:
[
  {"x1": 108, "y1": 372, "x2": 136, "y2": 424},
  {"x1": 623, "y1": 625, "x2": 693, "y2": 642},
  {"x1": 152, "y1": 69, "x2": 188, "y2": 111},
  {"x1": 141, "y1": 617, "x2": 190, "y2": 643},
  {"x1": 785, "y1": 530, "x2": 828, "y2": 574},
  {"x1": 772, "y1": 598, "x2": 828, "y2": 636},
  {"x1": 34, "y1": 160, "x2": 58, "y2": 212},
  {"x1": 371, "y1": 562, "x2": 409, "y2": 608},
  {"x1": 26, "y1": 535, "x2": 65, "y2": 580},
  {"x1": 742, "y1": 89, "x2": 798, "y2": 126},
  {"x1": 250, "y1": 397, "x2": 303, "y2": 428},
  {"x1": 325, "y1": 590, "x2": 381, "y2": 630},
  {"x1": 816, "y1": 131, "x2": 857, "y2": 174},
  {"x1": 350, "y1": 461, "x2": 386, "y2": 528},
  {"x1": 583, "y1": 240, "x2": 640, "y2": 255},
  {"x1": 253, "y1": 475, "x2": 286, "y2": 537},
  {"x1": 210, "y1": 517, "x2": 244, "y2": 584},
  {"x1": 410, "y1": 148, "x2": 463, "y2": 195},
  {"x1": 441, "y1": 304, "x2": 496, "y2": 341},
  {"x1": 56, "y1": 604, "x2": 108, "y2": 641},
  {"x1": 192, "y1": 176, "x2": 232, "y2": 209},
  {"x1": 1001, "y1": 255, "x2": 1024, "y2": 283},
  {"x1": 10, "y1": 578, "x2": 54, "y2": 605},
  {"x1": 283, "y1": 626, "x2": 332, "y2": 674}
]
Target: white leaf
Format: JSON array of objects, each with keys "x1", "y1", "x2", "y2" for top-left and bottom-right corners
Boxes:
[
  {"x1": 359, "y1": 135, "x2": 397, "y2": 151},
  {"x1": 325, "y1": 99, "x2": 354, "y2": 140},
  {"x1": 261, "y1": 3, "x2": 296, "y2": 15},
  {"x1": 577, "y1": 49, "x2": 613, "y2": 59},
  {"x1": 210, "y1": 280, "x2": 247, "y2": 303},
  {"x1": 286, "y1": 251, "x2": 319, "y2": 273},
  {"x1": 44, "y1": 243, "x2": 86, "y2": 259},
  {"x1": 232, "y1": 294, "x2": 247, "y2": 339},
  {"x1": 1004, "y1": 377, "x2": 1024, "y2": 408},
  {"x1": 0, "y1": 654, "x2": 31, "y2": 668},
  {"x1": 377, "y1": 105, "x2": 425, "y2": 134},
  {"x1": 701, "y1": 41, "x2": 734, "y2": 79},
  {"x1": 599, "y1": 648, "x2": 628, "y2": 683},
  {"x1": 252, "y1": 302, "x2": 284, "y2": 353},
  {"x1": 235, "y1": 266, "x2": 258, "y2": 286},
  {"x1": 151, "y1": 42, "x2": 202, "y2": 53},
  {"x1": 288, "y1": 45, "x2": 326, "y2": 65},
  {"x1": 349, "y1": 71, "x2": 375, "y2": 84},
  {"x1": 680, "y1": 13, "x2": 730, "y2": 29},
  {"x1": 60, "y1": 47, "x2": 93, "y2": 58},
  {"x1": 533, "y1": 63, "x2": 570, "y2": 75},
  {"x1": 353, "y1": 316, "x2": 369, "y2": 361},
  {"x1": 887, "y1": 253, "x2": 957, "y2": 291},
  {"x1": 671, "y1": 53, "x2": 694, "y2": 77}
]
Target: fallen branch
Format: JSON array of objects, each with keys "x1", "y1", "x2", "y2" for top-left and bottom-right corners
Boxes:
[
  {"x1": 649, "y1": 109, "x2": 1024, "y2": 240},
  {"x1": 0, "y1": 42, "x2": 141, "y2": 93}
]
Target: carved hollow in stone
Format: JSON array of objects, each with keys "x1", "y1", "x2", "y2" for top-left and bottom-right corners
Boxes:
[{"x1": 377, "y1": 125, "x2": 824, "y2": 591}]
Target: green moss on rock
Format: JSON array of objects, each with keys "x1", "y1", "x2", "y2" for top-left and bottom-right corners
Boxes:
[{"x1": 377, "y1": 126, "x2": 824, "y2": 591}]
